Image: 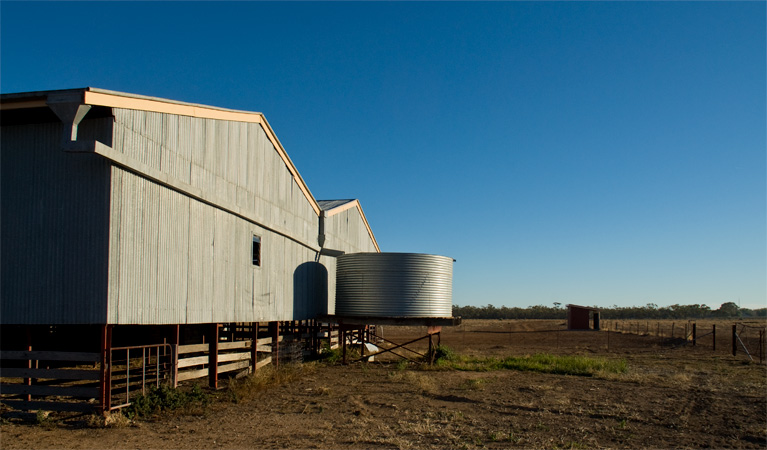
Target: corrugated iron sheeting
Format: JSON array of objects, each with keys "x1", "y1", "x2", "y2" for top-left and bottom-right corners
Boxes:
[
  {"x1": 107, "y1": 168, "x2": 331, "y2": 324},
  {"x1": 3, "y1": 103, "x2": 378, "y2": 326},
  {"x1": 107, "y1": 108, "x2": 330, "y2": 324},
  {"x1": 1, "y1": 120, "x2": 112, "y2": 324},
  {"x1": 336, "y1": 253, "x2": 453, "y2": 318},
  {"x1": 112, "y1": 109, "x2": 317, "y2": 247}
]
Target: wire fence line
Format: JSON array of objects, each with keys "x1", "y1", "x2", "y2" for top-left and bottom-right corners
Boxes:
[{"x1": 602, "y1": 320, "x2": 766, "y2": 364}]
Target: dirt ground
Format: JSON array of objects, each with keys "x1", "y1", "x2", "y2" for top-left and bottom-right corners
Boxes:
[{"x1": 2, "y1": 319, "x2": 766, "y2": 449}]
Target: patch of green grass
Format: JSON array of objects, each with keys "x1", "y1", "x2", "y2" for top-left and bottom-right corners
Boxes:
[
  {"x1": 433, "y1": 344, "x2": 457, "y2": 364},
  {"x1": 320, "y1": 344, "x2": 343, "y2": 363},
  {"x1": 437, "y1": 352, "x2": 627, "y2": 377},
  {"x1": 319, "y1": 343, "x2": 359, "y2": 363},
  {"x1": 124, "y1": 383, "x2": 209, "y2": 419}
]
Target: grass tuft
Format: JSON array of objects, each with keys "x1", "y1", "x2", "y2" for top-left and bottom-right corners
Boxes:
[
  {"x1": 123, "y1": 383, "x2": 209, "y2": 419},
  {"x1": 433, "y1": 345, "x2": 457, "y2": 364},
  {"x1": 227, "y1": 363, "x2": 312, "y2": 403},
  {"x1": 437, "y1": 352, "x2": 627, "y2": 377}
]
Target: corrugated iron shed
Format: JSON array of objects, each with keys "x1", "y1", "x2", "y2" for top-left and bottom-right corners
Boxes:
[{"x1": 1, "y1": 87, "x2": 379, "y2": 325}]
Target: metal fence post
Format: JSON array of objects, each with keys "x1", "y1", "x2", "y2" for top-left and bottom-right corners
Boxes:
[{"x1": 732, "y1": 324, "x2": 737, "y2": 356}]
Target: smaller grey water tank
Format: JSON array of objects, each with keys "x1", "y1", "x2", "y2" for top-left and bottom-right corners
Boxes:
[{"x1": 335, "y1": 253, "x2": 453, "y2": 318}]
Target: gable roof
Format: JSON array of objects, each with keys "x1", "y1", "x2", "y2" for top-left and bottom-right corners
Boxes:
[
  {"x1": 318, "y1": 199, "x2": 356, "y2": 211},
  {"x1": 2, "y1": 88, "x2": 383, "y2": 252},
  {"x1": 1, "y1": 87, "x2": 321, "y2": 214},
  {"x1": 319, "y1": 199, "x2": 380, "y2": 252}
]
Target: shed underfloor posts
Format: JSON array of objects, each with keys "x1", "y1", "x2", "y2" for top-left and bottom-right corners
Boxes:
[
  {"x1": 360, "y1": 327, "x2": 365, "y2": 361},
  {"x1": 341, "y1": 326, "x2": 347, "y2": 364},
  {"x1": 269, "y1": 322, "x2": 279, "y2": 369},
  {"x1": 170, "y1": 325, "x2": 179, "y2": 388},
  {"x1": 99, "y1": 325, "x2": 113, "y2": 414},
  {"x1": 209, "y1": 324, "x2": 219, "y2": 389},
  {"x1": 251, "y1": 322, "x2": 259, "y2": 373},
  {"x1": 25, "y1": 328, "x2": 32, "y2": 403}
]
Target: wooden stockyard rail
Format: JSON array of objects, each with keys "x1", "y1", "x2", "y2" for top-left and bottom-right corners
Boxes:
[
  {"x1": 0, "y1": 350, "x2": 101, "y2": 413},
  {"x1": 0, "y1": 321, "x2": 345, "y2": 414}
]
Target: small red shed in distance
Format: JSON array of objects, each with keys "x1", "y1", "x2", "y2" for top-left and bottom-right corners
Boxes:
[{"x1": 566, "y1": 304, "x2": 601, "y2": 330}]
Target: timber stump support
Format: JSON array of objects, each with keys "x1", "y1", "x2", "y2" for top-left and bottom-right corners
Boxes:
[
  {"x1": 209, "y1": 324, "x2": 219, "y2": 389},
  {"x1": 99, "y1": 325, "x2": 113, "y2": 415},
  {"x1": 251, "y1": 322, "x2": 259, "y2": 373},
  {"x1": 170, "y1": 325, "x2": 180, "y2": 387},
  {"x1": 269, "y1": 322, "x2": 279, "y2": 369}
]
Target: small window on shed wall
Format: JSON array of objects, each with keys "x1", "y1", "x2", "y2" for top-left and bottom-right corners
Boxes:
[{"x1": 252, "y1": 236, "x2": 261, "y2": 266}]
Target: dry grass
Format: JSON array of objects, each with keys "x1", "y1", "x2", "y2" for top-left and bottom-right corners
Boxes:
[
  {"x1": 85, "y1": 412, "x2": 133, "y2": 428},
  {"x1": 389, "y1": 370, "x2": 438, "y2": 394},
  {"x1": 225, "y1": 362, "x2": 316, "y2": 403}
]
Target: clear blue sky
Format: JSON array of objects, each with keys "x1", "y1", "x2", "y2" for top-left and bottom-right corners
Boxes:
[{"x1": 2, "y1": 2, "x2": 765, "y2": 310}]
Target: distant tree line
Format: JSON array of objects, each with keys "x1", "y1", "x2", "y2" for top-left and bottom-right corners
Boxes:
[{"x1": 452, "y1": 302, "x2": 766, "y2": 320}]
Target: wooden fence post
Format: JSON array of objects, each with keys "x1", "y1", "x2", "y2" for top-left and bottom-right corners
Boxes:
[
  {"x1": 171, "y1": 325, "x2": 179, "y2": 387},
  {"x1": 25, "y1": 327, "x2": 32, "y2": 403},
  {"x1": 692, "y1": 323, "x2": 697, "y2": 346},
  {"x1": 209, "y1": 324, "x2": 219, "y2": 389},
  {"x1": 269, "y1": 321, "x2": 280, "y2": 369},
  {"x1": 99, "y1": 325, "x2": 113, "y2": 415},
  {"x1": 341, "y1": 326, "x2": 347, "y2": 364},
  {"x1": 732, "y1": 325, "x2": 737, "y2": 356},
  {"x1": 251, "y1": 322, "x2": 259, "y2": 373}
]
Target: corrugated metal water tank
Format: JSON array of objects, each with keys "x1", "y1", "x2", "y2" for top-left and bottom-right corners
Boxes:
[{"x1": 336, "y1": 253, "x2": 453, "y2": 317}]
